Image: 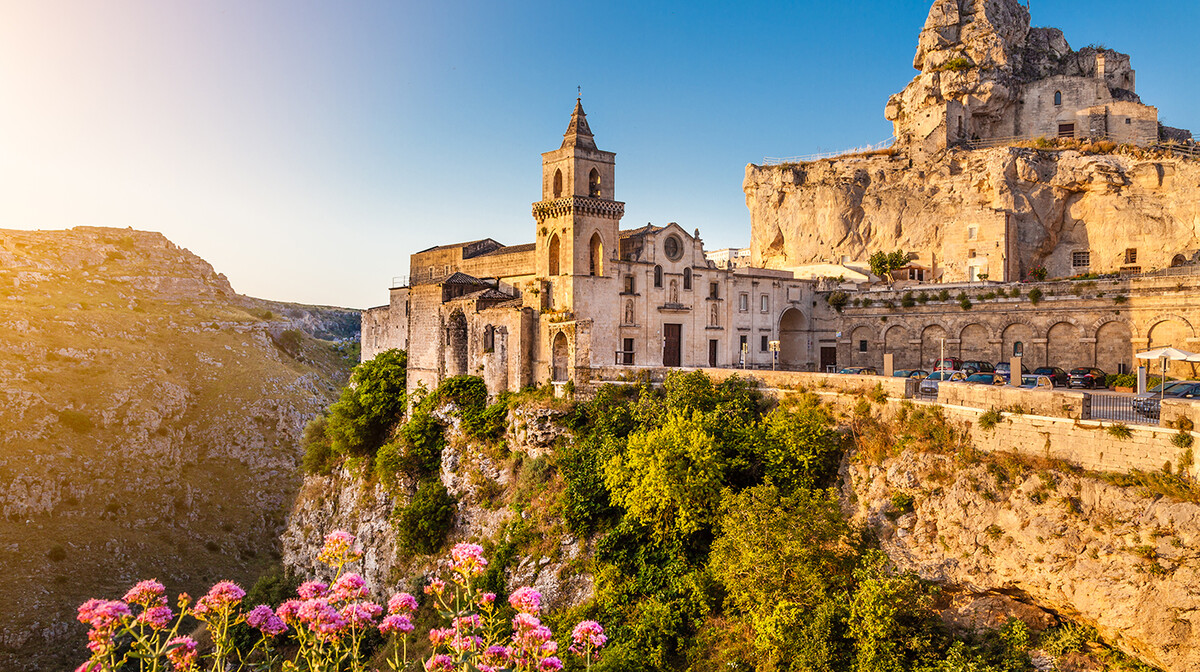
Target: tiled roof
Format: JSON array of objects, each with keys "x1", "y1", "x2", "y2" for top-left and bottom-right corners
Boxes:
[{"x1": 477, "y1": 242, "x2": 535, "y2": 257}]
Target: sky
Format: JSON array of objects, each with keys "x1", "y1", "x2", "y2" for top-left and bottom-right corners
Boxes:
[{"x1": 1, "y1": 1, "x2": 1197, "y2": 309}]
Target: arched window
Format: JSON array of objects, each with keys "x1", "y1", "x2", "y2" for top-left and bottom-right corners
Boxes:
[
  {"x1": 589, "y1": 168, "x2": 601, "y2": 197},
  {"x1": 589, "y1": 232, "x2": 603, "y2": 276},
  {"x1": 1013, "y1": 341, "x2": 1024, "y2": 357},
  {"x1": 548, "y1": 233, "x2": 560, "y2": 276},
  {"x1": 654, "y1": 265, "x2": 663, "y2": 288},
  {"x1": 683, "y1": 268, "x2": 692, "y2": 290},
  {"x1": 553, "y1": 169, "x2": 563, "y2": 198},
  {"x1": 1054, "y1": 91, "x2": 1062, "y2": 106}
]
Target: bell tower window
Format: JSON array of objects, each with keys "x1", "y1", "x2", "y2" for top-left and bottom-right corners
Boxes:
[
  {"x1": 553, "y1": 169, "x2": 563, "y2": 198},
  {"x1": 548, "y1": 233, "x2": 561, "y2": 276},
  {"x1": 589, "y1": 232, "x2": 603, "y2": 276},
  {"x1": 589, "y1": 168, "x2": 601, "y2": 197}
]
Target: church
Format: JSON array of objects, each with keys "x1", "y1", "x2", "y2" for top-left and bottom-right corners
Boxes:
[{"x1": 361, "y1": 100, "x2": 826, "y2": 395}]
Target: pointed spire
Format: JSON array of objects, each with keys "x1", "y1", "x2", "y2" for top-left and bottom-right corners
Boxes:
[{"x1": 561, "y1": 96, "x2": 597, "y2": 150}]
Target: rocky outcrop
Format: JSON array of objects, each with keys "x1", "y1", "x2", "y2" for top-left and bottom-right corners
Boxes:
[
  {"x1": 0, "y1": 227, "x2": 356, "y2": 672},
  {"x1": 745, "y1": 147, "x2": 1200, "y2": 280},
  {"x1": 280, "y1": 403, "x2": 593, "y2": 615},
  {"x1": 847, "y1": 449, "x2": 1200, "y2": 672}
]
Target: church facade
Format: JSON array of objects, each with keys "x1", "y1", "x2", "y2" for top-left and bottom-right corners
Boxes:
[{"x1": 361, "y1": 101, "x2": 826, "y2": 395}]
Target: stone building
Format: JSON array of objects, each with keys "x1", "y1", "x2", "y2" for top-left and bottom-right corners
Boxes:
[
  {"x1": 887, "y1": 0, "x2": 1189, "y2": 162},
  {"x1": 362, "y1": 101, "x2": 825, "y2": 394}
]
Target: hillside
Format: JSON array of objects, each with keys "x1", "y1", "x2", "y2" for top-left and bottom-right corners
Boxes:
[{"x1": 0, "y1": 227, "x2": 357, "y2": 671}]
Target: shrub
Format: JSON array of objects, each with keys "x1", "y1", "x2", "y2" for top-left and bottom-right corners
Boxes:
[
  {"x1": 1107, "y1": 423, "x2": 1133, "y2": 440},
  {"x1": 978, "y1": 409, "x2": 1002, "y2": 430},
  {"x1": 274, "y1": 329, "x2": 303, "y2": 357},
  {"x1": 1009, "y1": 286, "x2": 1021, "y2": 298},
  {"x1": 827, "y1": 291, "x2": 849, "y2": 312},
  {"x1": 1113, "y1": 295, "x2": 1128, "y2": 304},
  {"x1": 890, "y1": 492, "x2": 914, "y2": 514},
  {"x1": 47, "y1": 544, "x2": 67, "y2": 562},
  {"x1": 1172, "y1": 430, "x2": 1194, "y2": 450},
  {"x1": 937, "y1": 289, "x2": 951, "y2": 302},
  {"x1": 1028, "y1": 287, "x2": 1044, "y2": 305},
  {"x1": 917, "y1": 291, "x2": 929, "y2": 304},
  {"x1": 326, "y1": 349, "x2": 408, "y2": 457},
  {"x1": 1029, "y1": 267, "x2": 1048, "y2": 282},
  {"x1": 300, "y1": 415, "x2": 335, "y2": 475},
  {"x1": 940, "y1": 57, "x2": 972, "y2": 71},
  {"x1": 394, "y1": 478, "x2": 456, "y2": 555}
]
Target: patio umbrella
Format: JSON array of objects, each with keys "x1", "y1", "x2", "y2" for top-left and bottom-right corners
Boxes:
[{"x1": 1135, "y1": 347, "x2": 1199, "y2": 398}]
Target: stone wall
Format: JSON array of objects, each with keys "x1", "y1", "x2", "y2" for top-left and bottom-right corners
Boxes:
[
  {"x1": 936, "y1": 381, "x2": 1086, "y2": 419},
  {"x1": 587, "y1": 365, "x2": 914, "y2": 399}
]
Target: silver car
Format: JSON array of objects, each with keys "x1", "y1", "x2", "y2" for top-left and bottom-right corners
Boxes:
[{"x1": 919, "y1": 370, "x2": 966, "y2": 396}]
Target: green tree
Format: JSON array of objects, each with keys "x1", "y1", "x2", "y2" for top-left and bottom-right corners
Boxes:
[
  {"x1": 394, "y1": 478, "x2": 456, "y2": 555},
  {"x1": 604, "y1": 411, "x2": 725, "y2": 539},
  {"x1": 759, "y1": 403, "x2": 841, "y2": 493},
  {"x1": 325, "y1": 349, "x2": 407, "y2": 456},
  {"x1": 848, "y1": 551, "x2": 944, "y2": 672}
]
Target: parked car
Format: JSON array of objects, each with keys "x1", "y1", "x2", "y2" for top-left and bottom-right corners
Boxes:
[
  {"x1": 933, "y1": 357, "x2": 963, "y2": 371},
  {"x1": 893, "y1": 369, "x2": 930, "y2": 379},
  {"x1": 1132, "y1": 380, "x2": 1200, "y2": 418},
  {"x1": 961, "y1": 360, "x2": 996, "y2": 375},
  {"x1": 1018, "y1": 375, "x2": 1055, "y2": 390},
  {"x1": 965, "y1": 372, "x2": 1007, "y2": 385},
  {"x1": 1032, "y1": 366, "x2": 1069, "y2": 387},
  {"x1": 994, "y1": 361, "x2": 1030, "y2": 381},
  {"x1": 1068, "y1": 367, "x2": 1108, "y2": 389},
  {"x1": 838, "y1": 366, "x2": 878, "y2": 375},
  {"x1": 919, "y1": 370, "x2": 966, "y2": 395}
]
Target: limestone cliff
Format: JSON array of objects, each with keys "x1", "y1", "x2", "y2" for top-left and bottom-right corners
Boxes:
[
  {"x1": 848, "y1": 449, "x2": 1200, "y2": 672},
  {"x1": 0, "y1": 227, "x2": 358, "y2": 671},
  {"x1": 745, "y1": 147, "x2": 1200, "y2": 281}
]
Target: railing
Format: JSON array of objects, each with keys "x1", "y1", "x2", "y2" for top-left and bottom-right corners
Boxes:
[
  {"x1": 763, "y1": 137, "x2": 897, "y2": 166},
  {"x1": 390, "y1": 276, "x2": 409, "y2": 289},
  {"x1": 962, "y1": 132, "x2": 1194, "y2": 153},
  {"x1": 1088, "y1": 392, "x2": 1156, "y2": 425}
]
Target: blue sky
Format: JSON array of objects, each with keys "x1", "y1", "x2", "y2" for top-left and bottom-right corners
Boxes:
[{"x1": 1, "y1": 1, "x2": 1196, "y2": 308}]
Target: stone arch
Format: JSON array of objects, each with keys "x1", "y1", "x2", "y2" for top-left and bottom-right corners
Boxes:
[
  {"x1": 1002, "y1": 322, "x2": 1037, "y2": 363},
  {"x1": 589, "y1": 168, "x2": 601, "y2": 197},
  {"x1": 553, "y1": 169, "x2": 563, "y2": 198},
  {"x1": 547, "y1": 233, "x2": 560, "y2": 276},
  {"x1": 921, "y1": 324, "x2": 949, "y2": 368},
  {"x1": 1092, "y1": 315, "x2": 1139, "y2": 340},
  {"x1": 779, "y1": 308, "x2": 806, "y2": 369},
  {"x1": 1146, "y1": 314, "x2": 1196, "y2": 342},
  {"x1": 1172, "y1": 254, "x2": 1189, "y2": 267},
  {"x1": 446, "y1": 310, "x2": 468, "y2": 377},
  {"x1": 883, "y1": 324, "x2": 916, "y2": 369},
  {"x1": 552, "y1": 331, "x2": 569, "y2": 382},
  {"x1": 589, "y1": 232, "x2": 603, "y2": 277},
  {"x1": 1096, "y1": 320, "x2": 1133, "y2": 375},
  {"x1": 1046, "y1": 321, "x2": 1084, "y2": 368},
  {"x1": 1148, "y1": 316, "x2": 1195, "y2": 377},
  {"x1": 958, "y1": 323, "x2": 991, "y2": 362}
]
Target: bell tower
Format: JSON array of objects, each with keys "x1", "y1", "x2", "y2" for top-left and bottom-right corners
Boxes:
[{"x1": 533, "y1": 98, "x2": 624, "y2": 288}]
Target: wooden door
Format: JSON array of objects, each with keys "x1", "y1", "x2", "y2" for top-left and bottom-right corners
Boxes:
[
  {"x1": 708, "y1": 339, "x2": 718, "y2": 367},
  {"x1": 820, "y1": 346, "x2": 837, "y2": 373},
  {"x1": 664, "y1": 324, "x2": 682, "y2": 367}
]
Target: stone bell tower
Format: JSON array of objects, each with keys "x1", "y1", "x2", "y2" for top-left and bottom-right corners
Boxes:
[{"x1": 533, "y1": 99, "x2": 625, "y2": 310}]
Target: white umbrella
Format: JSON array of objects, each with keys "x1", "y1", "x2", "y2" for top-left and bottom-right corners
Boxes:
[{"x1": 1135, "y1": 347, "x2": 1198, "y2": 399}]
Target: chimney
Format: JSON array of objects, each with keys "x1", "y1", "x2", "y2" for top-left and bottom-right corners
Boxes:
[{"x1": 1096, "y1": 52, "x2": 1106, "y2": 80}]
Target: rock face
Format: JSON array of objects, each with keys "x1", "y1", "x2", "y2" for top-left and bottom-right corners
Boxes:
[
  {"x1": 279, "y1": 402, "x2": 593, "y2": 616},
  {"x1": 0, "y1": 227, "x2": 357, "y2": 672},
  {"x1": 745, "y1": 148, "x2": 1200, "y2": 281},
  {"x1": 847, "y1": 449, "x2": 1200, "y2": 672}
]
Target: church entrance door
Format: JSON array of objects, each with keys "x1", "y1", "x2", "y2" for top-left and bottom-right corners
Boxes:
[{"x1": 664, "y1": 324, "x2": 682, "y2": 367}]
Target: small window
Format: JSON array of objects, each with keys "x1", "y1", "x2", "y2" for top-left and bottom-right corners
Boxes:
[
  {"x1": 483, "y1": 325, "x2": 495, "y2": 351},
  {"x1": 589, "y1": 168, "x2": 601, "y2": 198},
  {"x1": 624, "y1": 275, "x2": 635, "y2": 293},
  {"x1": 621, "y1": 338, "x2": 634, "y2": 365},
  {"x1": 968, "y1": 249, "x2": 976, "y2": 259},
  {"x1": 761, "y1": 335, "x2": 769, "y2": 352},
  {"x1": 1072, "y1": 251, "x2": 1090, "y2": 268},
  {"x1": 1054, "y1": 91, "x2": 1062, "y2": 106},
  {"x1": 709, "y1": 282, "x2": 719, "y2": 299},
  {"x1": 553, "y1": 169, "x2": 563, "y2": 198},
  {"x1": 1125, "y1": 118, "x2": 1131, "y2": 125},
  {"x1": 1013, "y1": 341, "x2": 1024, "y2": 357},
  {"x1": 1125, "y1": 248, "x2": 1138, "y2": 264},
  {"x1": 654, "y1": 265, "x2": 663, "y2": 288},
  {"x1": 760, "y1": 295, "x2": 769, "y2": 312},
  {"x1": 739, "y1": 335, "x2": 748, "y2": 354},
  {"x1": 858, "y1": 340, "x2": 868, "y2": 353},
  {"x1": 968, "y1": 226, "x2": 977, "y2": 240},
  {"x1": 683, "y1": 268, "x2": 692, "y2": 290},
  {"x1": 739, "y1": 293, "x2": 749, "y2": 312}
]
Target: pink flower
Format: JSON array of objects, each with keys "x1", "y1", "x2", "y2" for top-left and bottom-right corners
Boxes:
[
  {"x1": 297, "y1": 581, "x2": 329, "y2": 599},
  {"x1": 276, "y1": 599, "x2": 302, "y2": 623},
  {"x1": 388, "y1": 592, "x2": 419, "y2": 614},
  {"x1": 450, "y1": 543, "x2": 488, "y2": 575},
  {"x1": 77, "y1": 599, "x2": 131, "y2": 655},
  {"x1": 165, "y1": 636, "x2": 197, "y2": 671},
  {"x1": 450, "y1": 633, "x2": 483, "y2": 653},
  {"x1": 479, "y1": 592, "x2": 496, "y2": 607},
  {"x1": 75, "y1": 661, "x2": 102, "y2": 672},
  {"x1": 246, "y1": 605, "x2": 288, "y2": 636},
  {"x1": 297, "y1": 598, "x2": 346, "y2": 637},
  {"x1": 379, "y1": 614, "x2": 415, "y2": 635},
  {"x1": 540, "y1": 657, "x2": 564, "y2": 671},
  {"x1": 123, "y1": 579, "x2": 167, "y2": 608},
  {"x1": 428, "y1": 627, "x2": 456, "y2": 646},
  {"x1": 453, "y1": 613, "x2": 481, "y2": 630},
  {"x1": 512, "y1": 612, "x2": 542, "y2": 632},
  {"x1": 509, "y1": 586, "x2": 542, "y2": 614},
  {"x1": 483, "y1": 645, "x2": 512, "y2": 665},
  {"x1": 339, "y1": 601, "x2": 383, "y2": 628},
  {"x1": 136, "y1": 605, "x2": 174, "y2": 630},
  {"x1": 194, "y1": 581, "x2": 245, "y2": 617},
  {"x1": 477, "y1": 666, "x2": 497, "y2": 672},
  {"x1": 317, "y1": 529, "x2": 362, "y2": 567},
  {"x1": 424, "y1": 654, "x2": 454, "y2": 671},
  {"x1": 570, "y1": 620, "x2": 607, "y2": 655},
  {"x1": 331, "y1": 573, "x2": 367, "y2": 602},
  {"x1": 424, "y1": 578, "x2": 446, "y2": 595}
]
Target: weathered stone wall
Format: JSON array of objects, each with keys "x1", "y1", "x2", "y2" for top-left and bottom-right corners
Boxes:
[
  {"x1": 587, "y1": 365, "x2": 914, "y2": 399},
  {"x1": 937, "y1": 381, "x2": 1087, "y2": 419}
]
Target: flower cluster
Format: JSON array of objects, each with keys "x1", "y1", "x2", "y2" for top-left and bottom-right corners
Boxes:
[{"x1": 73, "y1": 531, "x2": 608, "y2": 672}]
